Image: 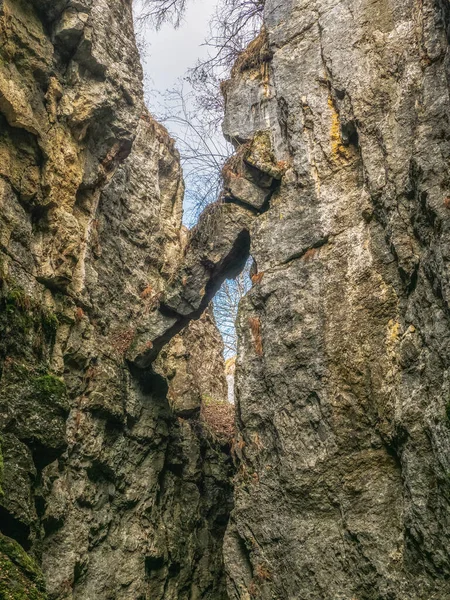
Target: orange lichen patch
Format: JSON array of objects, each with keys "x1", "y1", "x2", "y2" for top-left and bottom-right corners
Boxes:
[
  {"x1": 74, "y1": 306, "x2": 84, "y2": 322},
  {"x1": 140, "y1": 284, "x2": 153, "y2": 299},
  {"x1": 248, "y1": 316, "x2": 263, "y2": 356},
  {"x1": 251, "y1": 272, "x2": 264, "y2": 285},
  {"x1": 444, "y1": 197, "x2": 450, "y2": 208}
]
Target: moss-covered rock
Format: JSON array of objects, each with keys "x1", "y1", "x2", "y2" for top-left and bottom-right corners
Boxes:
[
  {"x1": 0, "y1": 281, "x2": 59, "y2": 363},
  {"x1": 0, "y1": 534, "x2": 47, "y2": 600},
  {"x1": 0, "y1": 366, "x2": 69, "y2": 455}
]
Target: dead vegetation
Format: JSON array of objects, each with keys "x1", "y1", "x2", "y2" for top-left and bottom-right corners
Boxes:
[
  {"x1": 201, "y1": 395, "x2": 234, "y2": 443},
  {"x1": 248, "y1": 316, "x2": 263, "y2": 356},
  {"x1": 74, "y1": 307, "x2": 85, "y2": 322},
  {"x1": 231, "y1": 27, "x2": 271, "y2": 76},
  {"x1": 110, "y1": 328, "x2": 135, "y2": 357},
  {"x1": 251, "y1": 271, "x2": 264, "y2": 285}
]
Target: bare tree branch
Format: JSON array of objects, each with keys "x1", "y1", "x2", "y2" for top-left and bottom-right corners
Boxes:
[
  {"x1": 135, "y1": 0, "x2": 263, "y2": 356},
  {"x1": 135, "y1": 0, "x2": 188, "y2": 29}
]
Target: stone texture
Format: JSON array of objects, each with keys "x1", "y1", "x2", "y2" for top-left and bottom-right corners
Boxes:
[
  {"x1": 0, "y1": 2, "x2": 232, "y2": 598},
  {"x1": 222, "y1": 1, "x2": 450, "y2": 598},
  {"x1": 155, "y1": 306, "x2": 228, "y2": 416},
  {"x1": 2, "y1": 0, "x2": 450, "y2": 598}
]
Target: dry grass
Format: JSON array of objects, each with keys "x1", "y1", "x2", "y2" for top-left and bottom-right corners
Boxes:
[
  {"x1": 201, "y1": 395, "x2": 234, "y2": 443},
  {"x1": 231, "y1": 27, "x2": 271, "y2": 76}
]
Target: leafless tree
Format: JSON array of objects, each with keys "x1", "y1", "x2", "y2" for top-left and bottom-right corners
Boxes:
[
  {"x1": 213, "y1": 261, "x2": 252, "y2": 358},
  {"x1": 135, "y1": 0, "x2": 263, "y2": 354},
  {"x1": 150, "y1": 85, "x2": 231, "y2": 225},
  {"x1": 136, "y1": 0, "x2": 264, "y2": 78},
  {"x1": 135, "y1": 0, "x2": 188, "y2": 29}
]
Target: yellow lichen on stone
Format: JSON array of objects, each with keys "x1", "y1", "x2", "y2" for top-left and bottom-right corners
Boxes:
[
  {"x1": 386, "y1": 318, "x2": 402, "y2": 358},
  {"x1": 244, "y1": 130, "x2": 286, "y2": 179},
  {"x1": 328, "y1": 94, "x2": 353, "y2": 162}
]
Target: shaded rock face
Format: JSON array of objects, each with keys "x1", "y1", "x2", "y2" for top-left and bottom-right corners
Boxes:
[
  {"x1": 0, "y1": 2, "x2": 232, "y2": 599},
  {"x1": 2, "y1": 0, "x2": 450, "y2": 599},
  {"x1": 38, "y1": 115, "x2": 232, "y2": 600},
  {"x1": 221, "y1": 1, "x2": 450, "y2": 598}
]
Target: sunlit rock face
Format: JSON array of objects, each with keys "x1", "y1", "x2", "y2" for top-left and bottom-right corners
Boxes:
[
  {"x1": 0, "y1": 2, "x2": 232, "y2": 598},
  {"x1": 222, "y1": 1, "x2": 450, "y2": 598}
]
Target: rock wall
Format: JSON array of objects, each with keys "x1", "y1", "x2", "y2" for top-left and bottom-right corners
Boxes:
[
  {"x1": 0, "y1": 2, "x2": 232, "y2": 599},
  {"x1": 1, "y1": 0, "x2": 450, "y2": 599},
  {"x1": 221, "y1": 1, "x2": 450, "y2": 598}
]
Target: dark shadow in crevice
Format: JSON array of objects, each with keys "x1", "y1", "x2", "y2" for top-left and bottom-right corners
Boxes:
[{"x1": 0, "y1": 505, "x2": 31, "y2": 551}]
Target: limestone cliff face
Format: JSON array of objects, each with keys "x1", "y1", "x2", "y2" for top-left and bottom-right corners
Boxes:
[
  {"x1": 0, "y1": 2, "x2": 232, "y2": 599},
  {"x1": 1, "y1": 0, "x2": 450, "y2": 599},
  {"x1": 221, "y1": 1, "x2": 450, "y2": 598}
]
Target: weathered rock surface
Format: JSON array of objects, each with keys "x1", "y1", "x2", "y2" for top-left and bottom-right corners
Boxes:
[
  {"x1": 0, "y1": 2, "x2": 232, "y2": 598},
  {"x1": 222, "y1": 1, "x2": 450, "y2": 598},
  {"x1": 2, "y1": 0, "x2": 450, "y2": 598}
]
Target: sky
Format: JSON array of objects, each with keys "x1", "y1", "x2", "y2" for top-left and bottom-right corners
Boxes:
[
  {"x1": 137, "y1": 0, "x2": 217, "y2": 111},
  {"x1": 134, "y1": 0, "x2": 226, "y2": 226}
]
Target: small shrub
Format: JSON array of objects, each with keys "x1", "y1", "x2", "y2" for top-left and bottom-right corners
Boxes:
[
  {"x1": 256, "y1": 563, "x2": 272, "y2": 581},
  {"x1": 140, "y1": 284, "x2": 154, "y2": 299}
]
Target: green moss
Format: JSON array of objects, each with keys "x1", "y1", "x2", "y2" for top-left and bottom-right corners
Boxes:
[
  {"x1": 33, "y1": 375, "x2": 66, "y2": 401},
  {"x1": 40, "y1": 311, "x2": 58, "y2": 341},
  {"x1": 0, "y1": 281, "x2": 59, "y2": 361},
  {"x1": 0, "y1": 534, "x2": 47, "y2": 600}
]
